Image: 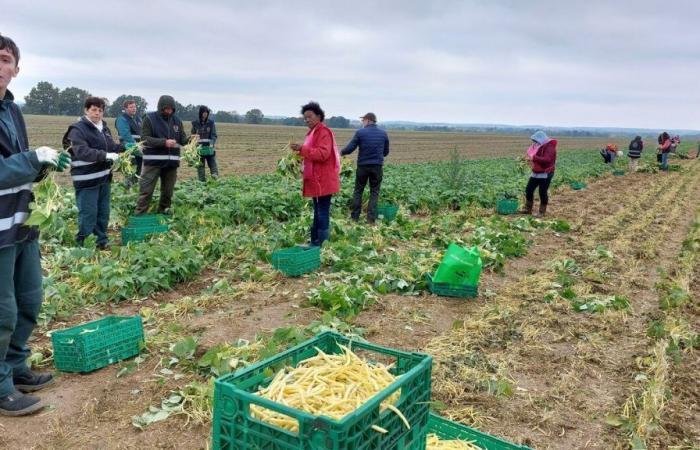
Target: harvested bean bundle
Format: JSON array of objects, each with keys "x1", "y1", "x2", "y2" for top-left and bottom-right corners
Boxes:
[
  {"x1": 113, "y1": 142, "x2": 145, "y2": 178},
  {"x1": 426, "y1": 433, "x2": 481, "y2": 450},
  {"x1": 181, "y1": 136, "x2": 203, "y2": 167},
  {"x1": 250, "y1": 345, "x2": 408, "y2": 433},
  {"x1": 276, "y1": 139, "x2": 301, "y2": 179}
]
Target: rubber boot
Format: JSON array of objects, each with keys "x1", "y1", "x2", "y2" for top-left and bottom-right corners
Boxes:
[
  {"x1": 520, "y1": 200, "x2": 533, "y2": 215},
  {"x1": 534, "y1": 203, "x2": 547, "y2": 217}
]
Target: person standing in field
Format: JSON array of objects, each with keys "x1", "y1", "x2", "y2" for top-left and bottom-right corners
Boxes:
[
  {"x1": 135, "y1": 95, "x2": 189, "y2": 215},
  {"x1": 627, "y1": 136, "x2": 643, "y2": 172},
  {"x1": 657, "y1": 132, "x2": 672, "y2": 171},
  {"x1": 114, "y1": 99, "x2": 143, "y2": 188},
  {"x1": 0, "y1": 34, "x2": 72, "y2": 416},
  {"x1": 341, "y1": 112, "x2": 390, "y2": 224},
  {"x1": 290, "y1": 101, "x2": 340, "y2": 246},
  {"x1": 521, "y1": 130, "x2": 557, "y2": 217},
  {"x1": 696, "y1": 138, "x2": 700, "y2": 159},
  {"x1": 191, "y1": 105, "x2": 219, "y2": 181},
  {"x1": 63, "y1": 96, "x2": 122, "y2": 249}
]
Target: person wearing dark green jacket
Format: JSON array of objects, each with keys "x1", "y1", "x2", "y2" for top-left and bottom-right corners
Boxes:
[
  {"x1": 134, "y1": 95, "x2": 189, "y2": 215},
  {"x1": 191, "y1": 105, "x2": 218, "y2": 181},
  {"x1": 0, "y1": 34, "x2": 70, "y2": 416}
]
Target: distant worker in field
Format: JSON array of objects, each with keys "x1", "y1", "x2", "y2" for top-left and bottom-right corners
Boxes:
[
  {"x1": 0, "y1": 34, "x2": 71, "y2": 416},
  {"x1": 290, "y1": 101, "x2": 340, "y2": 246},
  {"x1": 657, "y1": 132, "x2": 672, "y2": 171},
  {"x1": 115, "y1": 99, "x2": 143, "y2": 188},
  {"x1": 340, "y1": 112, "x2": 390, "y2": 223},
  {"x1": 521, "y1": 130, "x2": 557, "y2": 217},
  {"x1": 600, "y1": 143, "x2": 619, "y2": 164},
  {"x1": 696, "y1": 138, "x2": 700, "y2": 159},
  {"x1": 670, "y1": 135, "x2": 680, "y2": 153},
  {"x1": 63, "y1": 96, "x2": 122, "y2": 249},
  {"x1": 135, "y1": 95, "x2": 190, "y2": 215},
  {"x1": 627, "y1": 136, "x2": 643, "y2": 172},
  {"x1": 191, "y1": 105, "x2": 218, "y2": 181}
]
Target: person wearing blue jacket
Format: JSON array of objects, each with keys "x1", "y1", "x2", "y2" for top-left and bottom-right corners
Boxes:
[
  {"x1": 114, "y1": 99, "x2": 143, "y2": 188},
  {"x1": 341, "y1": 112, "x2": 390, "y2": 223},
  {"x1": 0, "y1": 34, "x2": 71, "y2": 416}
]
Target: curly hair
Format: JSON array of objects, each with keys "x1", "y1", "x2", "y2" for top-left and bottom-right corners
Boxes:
[{"x1": 301, "y1": 101, "x2": 325, "y2": 122}]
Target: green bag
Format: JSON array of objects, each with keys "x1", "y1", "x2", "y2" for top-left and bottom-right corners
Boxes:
[{"x1": 433, "y1": 243, "x2": 482, "y2": 286}]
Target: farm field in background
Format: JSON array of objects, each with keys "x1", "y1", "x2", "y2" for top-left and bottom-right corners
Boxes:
[{"x1": 1, "y1": 116, "x2": 698, "y2": 450}]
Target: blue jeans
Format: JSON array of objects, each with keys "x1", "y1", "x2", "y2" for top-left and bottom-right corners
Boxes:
[
  {"x1": 75, "y1": 182, "x2": 111, "y2": 245},
  {"x1": 311, "y1": 195, "x2": 332, "y2": 246},
  {"x1": 661, "y1": 152, "x2": 669, "y2": 171},
  {"x1": 0, "y1": 240, "x2": 43, "y2": 396}
]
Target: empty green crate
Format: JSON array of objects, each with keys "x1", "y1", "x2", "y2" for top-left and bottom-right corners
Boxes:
[
  {"x1": 570, "y1": 181, "x2": 587, "y2": 190},
  {"x1": 127, "y1": 214, "x2": 164, "y2": 227},
  {"x1": 271, "y1": 245, "x2": 321, "y2": 276},
  {"x1": 426, "y1": 274, "x2": 478, "y2": 299},
  {"x1": 121, "y1": 224, "x2": 169, "y2": 244},
  {"x1": 52, "y1": 315, "x2": 144, "y2": 373},
  {"x1": 427, "y1": 413, "x2": 533, "y2": 450},
  {"x1": 495, "y1": 198, "x2": 519, "y2": 215},
  {"x1": 377, "y1": 204, "x2": 399, "y2": 222},
  {"x1": 212, "y1": 331, "x2": 433, "y2": 450},
  {"x1": 612, "y1": 169, "x2": 625, "y2": 176}
]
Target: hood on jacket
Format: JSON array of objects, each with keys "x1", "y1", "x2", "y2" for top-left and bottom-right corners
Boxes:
[
  {"x1": 158, "y1": 95, "x2": 176, "y2": 114},
  {"x1": 198, "y1": 105, "x2": 211, "y2": 123},
  {"x1": 530, "y1": 130, "x2": 549, "y2": 145}
]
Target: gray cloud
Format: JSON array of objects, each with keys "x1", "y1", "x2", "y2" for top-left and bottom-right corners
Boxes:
[{"x1": 3, "y1": 0, "x2": 699, "y2": 129}]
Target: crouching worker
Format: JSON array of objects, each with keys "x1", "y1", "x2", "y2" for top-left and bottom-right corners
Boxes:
[
  {"x1": 522, "y1": 130, "x2": 557, "y2": 217},
  {"x1": 0, "y1": 33, "x2": 71, "y2": 416},
  {"x1": 64, "y1": 96, "x2": 122, "y2": 249}
]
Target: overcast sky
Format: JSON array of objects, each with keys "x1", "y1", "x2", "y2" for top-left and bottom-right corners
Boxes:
[{"x1": 3, "y1": 0, "x2": 699, "y2": 129}]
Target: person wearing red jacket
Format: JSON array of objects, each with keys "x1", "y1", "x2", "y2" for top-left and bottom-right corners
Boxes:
[
  {"x1": 291, "y1": 102, "x2": 340, "y2": 246},
  {"x1": 522, "y1": 130, "x2": 557, "y2": 217},
  {"x1": 657, "y1": 132, "x2": 672, "y2": 171}
]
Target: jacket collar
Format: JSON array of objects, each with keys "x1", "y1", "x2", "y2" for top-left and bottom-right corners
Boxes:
[{"x1": 0, "y1": 89, "x2": 15, "y2": 111}]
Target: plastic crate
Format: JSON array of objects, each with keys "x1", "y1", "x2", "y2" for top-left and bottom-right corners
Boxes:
[
  {"x1": 271, "y1": 245, "x2": 321, "y2": 276},
  {"x1": 570, "y1": 181, "x2": 587, "y2": 190},
  {"x1": 426, "y1": 274, "x2": 478, "y2": 299},
  {"x1": 427, "y1": 413, "x2": 532, "y2": 450},
  {"x1": 52, "y1": 315, "x2": 144, "y2": 373},
  {"x1": 121, "y1": 224, "x2": 169, "y2": 244},
  {"x1": 212, "y1": 331, "x2": 433, "y2": 450},
  {"x1": 612, "y1": 169, "x2": 625, "y2": 176},
  {"x1": 377, "y1": 204, "x2": 399, "y2": 222},
  {"x1": 127, "y1": 214, "x2": 164, "y2": 227},
  {"x1": 199, "y1": 146, "x2": 215, "y2": 156},
  {"x1": 495, "y1": 198, "x2": 519, "y2": 215}
]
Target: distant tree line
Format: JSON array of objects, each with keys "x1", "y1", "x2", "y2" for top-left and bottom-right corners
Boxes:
[{"x1": 20, "y1": 81, "x2": 352, "y2": 127}]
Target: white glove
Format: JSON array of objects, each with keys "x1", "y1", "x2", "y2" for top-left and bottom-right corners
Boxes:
[
  {"x1": 34, "y1": 146, "x2": 59, "y2": 166},
  {"x1": 105, "y1": 153, "x2": 120, "y2": 161}
]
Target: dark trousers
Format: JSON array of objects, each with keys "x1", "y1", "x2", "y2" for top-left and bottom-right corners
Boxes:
[
  {"x1": 135, "y1": 165, "x2": 178, "y2": 215},
  {"x1": 311, "y1": 195, "x2": 332, "y2": 246},
  {"x1": 75, "y1": 182, "x2": 111, "y2": 246},
  {"x1": 197, "y1": 155, "x2": 219, "y2": 181},
  {"x1": 0, "y1": 240, "x2": 43, "y2": 396},
  {"x1": 525, "y1": 173, "x2": 554, "y2": 205},
  {"x1": 350, "y1": 164, "x2": 383, "y2": 222}
]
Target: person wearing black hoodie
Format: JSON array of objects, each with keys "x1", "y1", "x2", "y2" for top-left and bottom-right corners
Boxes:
[
  {"x1": 135, "y1": 95, "x2": 189, "y2": 215},
  {"x1": 191, "y1": 106, "x2": 218, "y2": 181},
  {"x1": 627, "y1": 136, "x2": 643, "y2": 172}
]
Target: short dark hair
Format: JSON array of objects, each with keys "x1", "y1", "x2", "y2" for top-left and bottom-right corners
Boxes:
[
  {"x1": 84, "y1": 96, "x2": 106, "y2": 111},
  {"x1": 122, "y1": 99, "x2": 136, "y2": 109},
  {"x1": 658, "y1": 132, "x2": 670, "y2": 144},
  {"x1": 0, "y1": 34, "x2": 20, "y2": 66},
  {"x1": 301, "y1": 101, "x2": 325, "y2": 121}
]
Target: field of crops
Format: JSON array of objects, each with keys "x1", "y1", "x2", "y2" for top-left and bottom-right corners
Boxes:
[{"x1": 2, "y1": 119, "x2": 699, "y2": 450}]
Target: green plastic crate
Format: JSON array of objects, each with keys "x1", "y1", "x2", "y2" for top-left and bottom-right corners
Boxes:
[
  {"x1": 612, "y1": 169, "x2": 625, "y2": 176},
  {"x1": 427, "y1": 413, "x2": 533, "y2": 450},
  {"x1": 495, "y1": 198, "x2": 519, "y2": 215},
  {"x1": 199, "y1": 146, "x2": 215, "y2": 156},
  {"x1": 377, "y1": 204, "x2": 399, "y2": 222},
  {"x1": 570, "y1": 181, "x2": 587, "y2": 190},
  {"x1": 121, "y1": 224, "x2": 169, "y2": 244},
  {"x1": 127, "y1": 214, "x2": 164, "y2": 227},
  {"x1": 271, "y1": 245, "x2": 321, "y2": 276},
  {"x1": 426, "y1": 274, "x2": 478, "y2": 299},
  {"x1": 212, "y1": 331, "x2": 433, "y2": 450},
  {"x1": 51, "y1": 315, "x2": 144, "y2": 373}
]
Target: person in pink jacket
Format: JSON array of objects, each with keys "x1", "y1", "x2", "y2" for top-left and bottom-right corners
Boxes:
[
  {"x1": 290, "y1": 101, "x2": 340, "y2": 246},
  {"x1": 522, "y1": 130, "x2": 557, "y2": 217}
]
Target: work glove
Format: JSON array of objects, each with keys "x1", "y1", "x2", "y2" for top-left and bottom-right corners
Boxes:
[
  {"x1": 34, "y1": 146, "x2": 59, "y2": 167},
  {"x1": 55, "y1": 152, "x2": 71, "y2": 172},
  {"x1": 105, "y1": 153, "x2": 120, "y2": 162}
]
